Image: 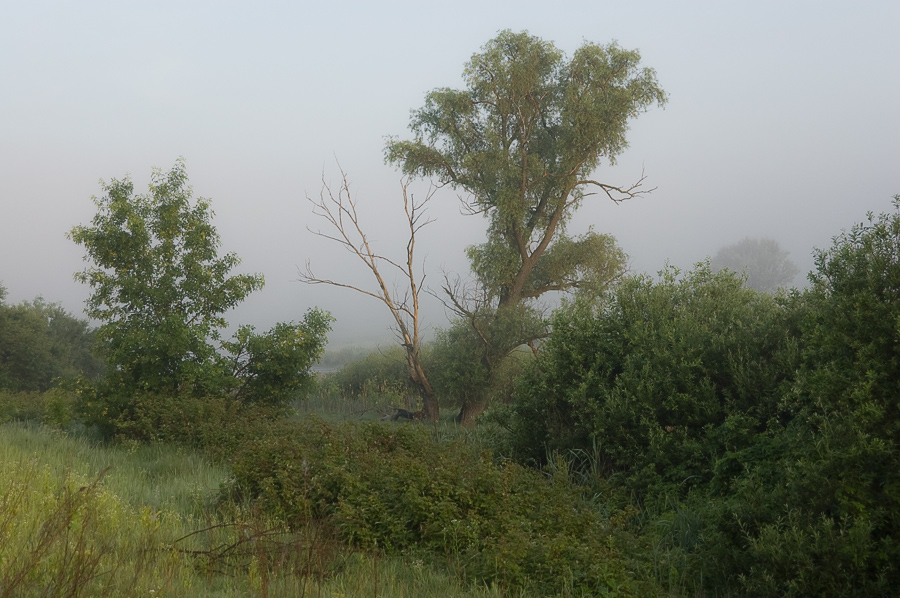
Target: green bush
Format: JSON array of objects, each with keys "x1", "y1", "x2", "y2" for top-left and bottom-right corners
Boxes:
[
  {"x1": 227, "y1": 417, "x2": 658, "y2": 595},
  {"x1": 694, "y1": 198, "x2": 900, "y2": 595},
  {"x1": 0, "y1": 388, "x2": 78, "y2": 428},
  {"x1": 506, "y1": 263, "x2": 802, "y2": 496},
  {"x1": 0, "y1": 290, "x2": 103, "y2": 392},
  {"x1": 325, "y1": 346, "x2": 416, "y2": 406},
  {"x1": 221, "y1": 309, "x2": 332, "y2": 406}
]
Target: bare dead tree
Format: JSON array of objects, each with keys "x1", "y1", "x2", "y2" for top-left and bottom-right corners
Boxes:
[{"x1": 298, "y1": 167, "x2": 440, "y2": 422}]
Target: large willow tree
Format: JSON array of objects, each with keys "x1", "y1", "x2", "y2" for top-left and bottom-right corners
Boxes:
[
  {"x1": 387, "y1": 30, "x2": 666, "y2": 422},
  {"x1": 387, "y1": 30, "x2": 666, "y2": 309}
]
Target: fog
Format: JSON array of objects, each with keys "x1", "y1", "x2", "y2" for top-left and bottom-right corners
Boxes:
[{"x1": 1, "y1": 1, "x2": 897, "y2": 347}]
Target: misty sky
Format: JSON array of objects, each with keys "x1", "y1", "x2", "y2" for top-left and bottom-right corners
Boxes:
[{"x1": 1, "y1": 1, "x2": 898, "y2": 347}]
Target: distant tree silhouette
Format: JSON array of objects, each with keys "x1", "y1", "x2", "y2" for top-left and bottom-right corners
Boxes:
[{"x1": 710, "y1": 237, "x2": 799, "y2": 293}]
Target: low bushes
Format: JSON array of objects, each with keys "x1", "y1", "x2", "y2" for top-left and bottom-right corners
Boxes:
[
  {"x1": 506, "y1": 264, "x2": 803, "y2": 498},
  {"x1": 228, "y1": 417, "x2": 658, "y2": 595}
]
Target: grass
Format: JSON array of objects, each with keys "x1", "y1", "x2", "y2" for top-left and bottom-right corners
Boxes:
[
  {"x1": 0, "y1": 422, "x2": 227, "y2": 515},
  {"x1": 0, "y1": 421, "x2": 529, "y2": 597}
]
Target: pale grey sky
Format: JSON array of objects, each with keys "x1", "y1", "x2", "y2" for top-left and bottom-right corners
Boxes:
[{"x1": 1, "y1": 1, "x2": 898, "y2": 346}]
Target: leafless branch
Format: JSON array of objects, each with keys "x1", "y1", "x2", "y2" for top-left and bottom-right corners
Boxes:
[
  {"x1": 573, "y1": 167, "x2": 654, "y2": 206},
  {"x1": 298, "y1": 167, "x2": 435, "y2": 347},
  {"x1": 298, "y1": 164, "x2": 440, "y2": 419}
]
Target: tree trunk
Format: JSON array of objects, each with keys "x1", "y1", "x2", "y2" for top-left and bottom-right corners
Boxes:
[
  {"x1": 421, "y1": 390, "x2": 440, "y2": 423},
  {"x1": 455, "y1": 399, "x2": 487, "y2": 426},
  {"x1": 407, "y1": 352, "x2": 439, "y2": 422}
]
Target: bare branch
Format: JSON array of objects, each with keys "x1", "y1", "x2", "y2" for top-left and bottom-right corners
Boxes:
[
  {"x1": 298, "y1": 163, "x2": 440, "y2": 420},
  {"x1": 573, "y1": 167, "x2": 654, "y2": 206}
]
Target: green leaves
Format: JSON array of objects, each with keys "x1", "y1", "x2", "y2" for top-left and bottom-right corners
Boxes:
[
  {"x1": 223, "y1": 309, "x2": 333, "y2": 406},
  {"x1": 387, "y1": 30, "x2": 664, "y2": 308},
  {"x1": 0, "y1": 294, "x2": 101, "y2": 392},
  {"x1": 69, "y1": 160, "x2": 266, "y2": 425},
  {"x1": 228, "y1": 417, "x2": 650, "y2": 594},
  {"x1": 508, "y1": 264, "x2": 801, "y2": 490}
]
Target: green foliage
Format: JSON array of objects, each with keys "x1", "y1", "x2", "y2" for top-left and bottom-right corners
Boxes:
[
  {"x1": 222, "y1": 308, "x2": 333, "y2": 406},
  {"x1": 507, "y1": 263, "x2": 803, "y2": 495},
  {"x1": 67, "y1": 161, "x2": 332, "y2": 438},
  {"x1": 228, "y1": 417, "x2": 656, "y2": 595},
  {"x1": 0, "y1": 422, "x2": 344, "y2": 597},
  {"x1": 387, "y1": 29, "x2": 662, "y2": 307},
  {"x1": 710, "y1": 236, "x2": 800, "y2": 293},
  {"x1": 0, "y1": 388, "x2": 77, "y2": 428},
  {"x1": 0, "y1": 293, "x2": 102, "y2": 392},
  {"x1": 0, "y1": 422, "x2": 522, "y2": 598},
  {"x1": 387, "y1": 30, "x2": 643, "y2": 417},
  {"x1": 426, "y1": 321, "x2": 492, "y2": 409},
  {"x1": 427, "y1": 314, "x2": 540, "y2": 411},
  {"x1": 696, "y1": 197, "x2": 900, "y2": 595},
  {"x1": 68, "y1": 159, "x2": 265, "y2": 398}
]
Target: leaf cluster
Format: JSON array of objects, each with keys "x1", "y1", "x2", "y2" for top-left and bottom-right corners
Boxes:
[
  {"x1": 387, "y1": 30, "x2": 663, "y2": 306},
  {"x1": 505, "y1": 197, "x2": 900, "y2": 595},
  {"x1": 507, "y1": 263, "x2": 801, "y2": 494},
  {"x1": 222, "y1": 309, "x2": 333, "y2": 406},
  {"x1": 68, "y1": 161, "x2": 331, "y2": 438}
]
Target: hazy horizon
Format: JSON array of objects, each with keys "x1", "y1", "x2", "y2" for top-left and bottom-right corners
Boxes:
[{"x1": 2, "y1": 1, "x2": 897, "y2": 348}]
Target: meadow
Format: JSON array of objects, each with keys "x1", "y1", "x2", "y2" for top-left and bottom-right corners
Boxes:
[{"x1": 0, "y1": 411, "x2": 528, "y2": 598}]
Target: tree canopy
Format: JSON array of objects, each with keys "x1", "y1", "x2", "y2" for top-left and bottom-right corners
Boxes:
[
  {"x1": 386, "y1": 30, "x2": 662, "y2": 421},
  {"x1": 69, "y1": 160, "x2": 265, "y2": 396},
  {"x1": 387, "y1": 30, "x2": 665, "y2": 308},
  {"x1": 0, "y1": 288, "x2": 102, "y2": 392}
]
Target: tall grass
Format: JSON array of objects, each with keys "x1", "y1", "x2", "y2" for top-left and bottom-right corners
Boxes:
[
  {"x1": 0, "y1": 421, "x2": 523, "y2": 597},
  {"x1": 0, "y1": 422, "x2": 226, "y2": 515}
]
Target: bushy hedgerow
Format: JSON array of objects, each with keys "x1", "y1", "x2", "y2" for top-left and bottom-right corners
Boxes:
[
  {"x1": 227, "y1": 417, "x2": 659, "y2": 595},
  {"x1": 695, "y1": 198, "x2": 900, "y2": 596},
  {"x1": 0, "y1": 388, "x2": 78, "y2": 428},
  {"x1": 70, "y1": 382, "x2": 286, "y2": 454},
  {"x1": 505, "y1": 199, "x2": 900, "y2": 596},
  {"x1": 506, "y1": 263, "x2": 803, "y2": 496}
]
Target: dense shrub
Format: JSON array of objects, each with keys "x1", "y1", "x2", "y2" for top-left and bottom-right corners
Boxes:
[
  {"x1": 506, "y1": 263, "x2": 803, "y2": 495},
  {"x1": 228, "y1": 417, "x2": 658, "y2": 595},
  {"x1": 0, "y1": 388, "x2": 77, "y2": 428},
  {"x1": 221, "y1": 311, "x2": 332, "y2": 406},
  {"x1": 427, "y1": 315, "x2": 539, "y2": 416},
  {"x1": 696, "y1": 198, "x2": 900, "y2": 595}
]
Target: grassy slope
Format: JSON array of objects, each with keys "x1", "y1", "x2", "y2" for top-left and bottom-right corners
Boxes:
[{"x1": 0, "y1": 421, "x2": 521, "y2": 598}]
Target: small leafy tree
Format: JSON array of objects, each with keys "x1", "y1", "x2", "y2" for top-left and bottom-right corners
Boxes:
[
  {"x1": 427, "y1": 304, "x2": 547, "y2": 422},
  {"x1": 710, "y1": 237, "x2": 799, "y2": 292},
  {"x1": 69, "y1": 161, "x2": 269, "y2": 432}
]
